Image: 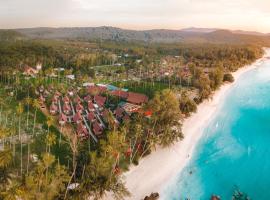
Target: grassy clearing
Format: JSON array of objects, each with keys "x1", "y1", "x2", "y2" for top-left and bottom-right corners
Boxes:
[{"x1": 112, "y1": 80, "x2": 172, "y2": 98}]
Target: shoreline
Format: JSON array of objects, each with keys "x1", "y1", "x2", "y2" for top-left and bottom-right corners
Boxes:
[{"x1": 122, "y1": 49, "x2": 270, "y2": 200}]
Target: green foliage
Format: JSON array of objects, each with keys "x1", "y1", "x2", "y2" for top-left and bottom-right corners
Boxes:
[
  {"x1": 22, "y1": 153, "x2": 69, "y2": 200},
  {"x1": 147, "y1": 89, "x2": 182, "y2": 146},
  {"x1": 223, "y1": 73, "x2": 235, "y2": 82},
  {"x1": 179, "y1": 92, "x2": 197, "y2": 116},
  {"x1": 79, "y1": 130, "x2": 130, "y2": 199},
  {"x1": 1, "y1": 153, "x2": 69, "y2": 200},
  {"x1": 209, "y1": 67, "x2": 224, "y2": 89}
]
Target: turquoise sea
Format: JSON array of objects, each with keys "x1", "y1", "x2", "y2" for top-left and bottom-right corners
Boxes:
[{"x1": 163, "y1": 58, "x2": 270, "y2": 200}]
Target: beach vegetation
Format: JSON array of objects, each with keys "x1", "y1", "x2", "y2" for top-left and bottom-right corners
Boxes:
[{"x1": 223, "y1": 73, "x2": 235, "y2": 82}]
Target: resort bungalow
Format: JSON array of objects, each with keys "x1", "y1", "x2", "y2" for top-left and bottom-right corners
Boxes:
[
  {"x1": 88, "y1": 101, "x2": 95, "y2": 112},
  {"x1": 63, "y1": 103, "x2": 72, "y2": 115},
  {"x1": 120, "y1": 102, "x2": 141, "y2": 115},
  {"x1": 63, "y1": 96, "x2": 70, "y2": 104},
  {"x1": 92, "y1": 121, "x2": 103, "y2": 136},
  {"x1": 75, "y1": 103, "x2": 84, "y2": 113},
  {"x1": 114, "y1": 107, "x2": 125, "y2": 120},
  {"x1": 23, "y1": 66, "x2": 38, "y2": 77},
  {"x1": 94, "y1": 95, "x2": 106, "y2": 108},
  {"x1": 84, "y1": 95, "x2": 92, "y2": 103},
  {"x1": 59, "y1": 113, "x2": 68, "y2": 125},
  {"x1": 110, "y1": 90, "x2": 129, "y2": 99},
  {"x1": 73, "y1": 112, "x2": 82, "y2": 124},
  {"x1": 74, "y1": 96, "x2": 81, "y2": 104},
  {"x1": 87, "y1": 112, "x2": 96, "y2": 122},
  {"x1": 127, "y1": 92, "x2": 148, "y2": 105},
  {"x1": 76, "y1": 123, "x2": 89, "y2": 138},
  {"x1": 50, "y1": 104, "x2": 58, "y2": 115},
  {"x1": 88, "y1": 85, "x2": 107, "y2": 95}
]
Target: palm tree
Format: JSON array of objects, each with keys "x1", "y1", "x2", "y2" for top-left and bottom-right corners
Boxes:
[
  {"x1": 21, "y1": 153, "x2": 69, "y2": 200},
  {"x1": 16, "y1": 102, "x2": 24, "y2": 177},
  {"x1": 46, "y1": 116, "x2": 54, "y2": 134},
  {"x1": 0, "y1": 180, "x2": 24, "y2": 200},
  {"x1": 45, "y1": 132, "x2": 56, "y2": 153},
  {"x1": 0, "y1": 149, "x2": 12, "y2": 169},
  {"x1": 16, "y1": 104, "x2": 24, "y2": 125},
  {"x1": 32, "y1": 99, "x2": 39, "y2": 135},
  {"x1": 0, "y1": 127, "x2": 13, "y2": 193},
  {"x1": 130, "y1": 123, "x2": 143, "y2": 164},
  {"x1": 0, "y1": 96, "x2": 6, "y2": 124},
  {"x1": 24, "y1": 96, "x2": 32, "y2": 130}
]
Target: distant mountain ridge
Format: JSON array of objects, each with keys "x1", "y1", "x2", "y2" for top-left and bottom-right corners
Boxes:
[
  {"x1": 180, "y1": 27, "x2": 218, "y2": 33},
  {"x1": 1, "y1": 26, "x2": 270, "y2": 44},
  {"x1": 0, "y1": 30, "x2": 25, "y2": 41}
]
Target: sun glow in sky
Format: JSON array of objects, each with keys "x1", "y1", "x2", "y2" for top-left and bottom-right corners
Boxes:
[{"x1": 1, "y1": 0, "x2": 270, "y2": 32}]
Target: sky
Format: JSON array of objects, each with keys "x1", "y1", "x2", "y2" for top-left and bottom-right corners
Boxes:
[{"x1": 1, "y1": 0, "x2": 270, "y2": 32}]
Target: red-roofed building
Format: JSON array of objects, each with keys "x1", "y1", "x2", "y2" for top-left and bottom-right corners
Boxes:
[
  {"x1": 88, "y1": 101, "x2": 95, "y2": 112},
  {"x1": 92, "y1": 121, "x2": 103, "y2": 136},
  {"x1": 59, "y1": 113, "x2": 68, "y2": 125},
  {"x1": 101, "y1": 109, "x2": 109, "y2": 118},
  {"x1": 63, "y1": 103, "x2": 71, "y2": 115},
  {"x1": 114, "y1": 107, "x2": 124, "y2": 119},
  {"x1": 94, "y1": 95, "x2": 106, "y2": 107},
  {"x1": 52, "y1": 95, "x2": 59, "y2": 104},
  {"x1": 76, "y1": 123, "x2": 88, "y2": 138},
  {"x1": 87, "y1": 112, "x2": 96, "y2": 122},
  {"x1": 76, "y1": 103, "x2": 84, "y2": 113},
  {"x1": 50, "y1": 104, "x2": 58, "y2": 115},
  {"x1": 84, "y1": 95, "x2": 92, "y2": 102},
  {"x1": 73, "y1": 112, "x2": 82, "y2": 124},
  {"x1": 74, "y1": 96, "x2": 81, "y2": 104},
  {"x1": 63, "y1": 96, "x2": 70, "y2": 104},
  {"x1": 110, "y1": 90, "x2": 129, "y2": 99},
  {"x1": 127, "y1": 92, "x2": 148, "y2": 105},
  {"x1": 88, "y1": 86, "x2": 107, "y2": 96}
]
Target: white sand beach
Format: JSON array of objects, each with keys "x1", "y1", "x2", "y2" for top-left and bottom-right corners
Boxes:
[{"x1": 121, "y1": 49, "x2": 270, "y2": 200}]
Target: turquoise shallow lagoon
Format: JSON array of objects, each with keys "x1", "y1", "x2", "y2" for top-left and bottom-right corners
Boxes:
[{"x1": 163, "y1": 58, "x2": 270, "y2": 199}]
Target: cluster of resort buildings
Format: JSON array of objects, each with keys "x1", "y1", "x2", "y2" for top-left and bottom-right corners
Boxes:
[{"x1": 37, "y1": 83, "x2": 149, "y2": 142}]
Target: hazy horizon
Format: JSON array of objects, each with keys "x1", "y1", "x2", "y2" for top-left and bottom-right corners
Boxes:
[{"x1": 1, "y1": 0, "x2": 270, "y2": 33}]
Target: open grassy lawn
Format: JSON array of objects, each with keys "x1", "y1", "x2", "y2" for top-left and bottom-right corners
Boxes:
[{"x1": 112, "y1": 80, "x2": 173, "y2": 98}]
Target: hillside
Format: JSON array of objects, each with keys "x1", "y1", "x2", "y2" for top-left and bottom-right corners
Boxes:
[
  {"x1": 1, "y1": 26, "x2": 270, "y2": 45},
  {"x1": 0, "y1": 30, "x2": 26, "y2": 41}
]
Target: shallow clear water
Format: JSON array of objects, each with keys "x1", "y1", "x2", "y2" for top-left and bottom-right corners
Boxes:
[{"x1": 163, "y1": 59, "x2": 270, "y2": 200}]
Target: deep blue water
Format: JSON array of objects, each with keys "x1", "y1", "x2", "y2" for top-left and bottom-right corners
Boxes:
[{"x1": 163, "y1": 59, "x2": 270, "y2": 200}]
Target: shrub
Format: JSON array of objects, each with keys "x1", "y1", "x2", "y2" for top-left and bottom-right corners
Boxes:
[{"x1": 223, "y1": 73, "x2": 234, "y2": 82}]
